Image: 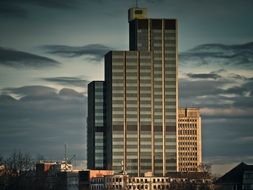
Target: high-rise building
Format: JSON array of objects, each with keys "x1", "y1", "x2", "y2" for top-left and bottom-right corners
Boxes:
[
  {"x1": 105, "y1": 7, "x2": 178, "y2": 177},
  {"x1": 87, "y1": 81, "x2": 107, "y2": 169},
  {"x1": 105, "y1": 51, "x2": 153, "y2": 176},
  {"x1": 178, "y1": 108, "x2": 202, "y2": 172},
  {"x1": 88, "y1": 7, "x2": 178, "y2": 177}
]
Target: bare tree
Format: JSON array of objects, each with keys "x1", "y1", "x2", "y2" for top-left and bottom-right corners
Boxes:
[
  {"x1": 198, "y1": 163, "x2": 212, "y2": 174},
  {"x1": 0, "y1": 154, "x2": 5, "y2": 176},
  {"x1": 5, "y1": 150, "x2": 33, "y2": 175}
]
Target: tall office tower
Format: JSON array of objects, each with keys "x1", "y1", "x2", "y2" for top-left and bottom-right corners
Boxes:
[
  {"x1": 178, "y1": 108, "x2": 202, "y2": 172},
  {"x1": 105, "y1": 7, "x2": 178, "y2": 177},
  {"x1": 105, "y1": 51, "x2": 153, "y2": 176},
  {"x1": 87, "y1": 81, "x2": 107, "y2": 169}
]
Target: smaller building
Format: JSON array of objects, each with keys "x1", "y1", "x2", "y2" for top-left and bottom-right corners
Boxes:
[
  {"x1": 35, "y1": 161, "x2": 82, "y2": 190},
  {"x1": 79, "y1": 170, "x2": 114, "y2": 190},
  {"x1": 56, "y1": 171, "x2": 79, "y2": 190},
  {"x1": 87, "y1": 81, "x2": 107, "y2": 170},
  {"x1": 178, "y1": 108, "x2": 202, "y2": 172},
  {"x1": 90, "y1": 172, "x2": 213, "y2": 190},
  {"x1": 215, "y1": 162, "x2": 253, "y2": 190}
]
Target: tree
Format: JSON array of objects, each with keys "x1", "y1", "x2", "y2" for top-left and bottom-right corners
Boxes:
[
  {"x1": 198, "y1": 163, "x2": 212, "y2": 174},
  {"x1": 5, "y1": 150, "x2": 33, "y2": 175},
  {"x1": 0, "y1": 154, "x2": 5, "y2": 176}
]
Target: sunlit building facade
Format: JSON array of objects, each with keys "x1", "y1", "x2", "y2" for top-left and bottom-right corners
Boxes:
[
  {"x1": 88, "y1": 7, "x2": 178, "y2": 177},
  {"x1": 178, "y1": 108, "x2": 202, "y2": 172},
  {"x1": 105, "y1": 51, "x2": 154, "y2": 176},
  {"x1": 105, "y1": 8, "x2": 178, "y2": 177}
]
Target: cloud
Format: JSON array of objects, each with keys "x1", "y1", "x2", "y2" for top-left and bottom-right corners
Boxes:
[
  {"x1": 225, "y1": 80, "x2": 253, "y2": 96},
  {"x1": 42, "y1": 77, "x2": 89, "y2": 87},
  {"x1": 180, "y1": 76, "x2": 253, "y2": 111},
  {"x1": 180, "y1": 42, "x2": 253, "y2": 68},
  {"x1": 187, "y1": 72, "x2": 222, "y2": 80},
  {"x1": 0, "y1": 3, "x2": 27, "y2": 18},
  {"x1": 200, "y1": 107, "x2": 253, "y2": 119},
  {"x1": 0, "y1": 94, "x2": 17, "y2": 103},
  {"x1": 59, "y1": 88, "x2": 84, "y2": 97},
  {"x1": 228, "y1": 73, "x2": 248, "y2": 80},
  {"x1": 240, "y1": 136, "x2": 253, "y2": 143},
  {"x1": 0, "y1": 0, "x2": 83, "y2": 18},
  {"x1": 0, "y1": 86, "x2": 87, "y2": 160},
  {"x1": 28, "y1": 0, "x2": 83, "y2": 9},
  {"x1": 0, "y1": 47, "x2": 60, "y2": 69},
  {"x1": 42, "y1": 44, "x2": 112, "y2": 62},
  {"x1": 179, "y1": 78, "x2": 229, "y2": 100},
  {"x1": 179, "y1": 65, "x2": 253, "y2": 168},
  {"x1": 3, "y1": 85, "x2": 57, "y2": 97}
]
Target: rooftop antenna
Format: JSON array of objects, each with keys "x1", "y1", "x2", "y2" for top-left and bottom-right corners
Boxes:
[
  {"x1": 63, "y1": 144, "x2": 76, "y2": 171},
  {"x1": 135, "y1": 0, "x2": 139, "y2": 8},
  {"x1": 64, "y1": 144, "x2": 68, "y2": 171}
]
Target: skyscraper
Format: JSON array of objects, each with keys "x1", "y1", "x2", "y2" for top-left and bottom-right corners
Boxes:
[
  {"x1": 87, "y1": 81, "x2": 107, "y2": 169},
  {"x1": 178, "y1": 108, "x2": 202, "y2": 172},
  {"x1": 88, "y1": 7, "x2": 178, "y2": 177},
  {"x1": 105, "y1": 50, "x2": 154, "y2": 176},
  {"x1": 105, "y1": 7, "x2": 178, "y2": 177}
]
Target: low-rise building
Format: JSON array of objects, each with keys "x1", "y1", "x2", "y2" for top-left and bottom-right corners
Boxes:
[
  {"x1": 90, "y1": 172, "x2": 213, "y2": 190},
  {"x1": 79, "y1": 170, "x2": 114, "y2": 190},
  {"x1": 56, "y1": 171, "x2": 79, "y2": 190},
  {"x1": 215, "y1": 162, "x2": 253, "y2": 190}
]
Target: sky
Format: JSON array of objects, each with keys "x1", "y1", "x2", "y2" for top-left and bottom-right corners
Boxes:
[{"x1": 0, "y1": 0, "x2": 253, "y2": 175}]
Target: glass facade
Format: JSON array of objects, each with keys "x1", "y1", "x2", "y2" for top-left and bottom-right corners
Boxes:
[
  {"x1": 87, "y1": 81, "x2": 107, "y2": 169},
  {"x1": 106, "y1": 51, "x2": 154, "y2": 176},
  {"x1": 89, "y1": 8, "x2": 178, "y2": 177},
  {"x1": 129, "y1": 19, "x2": 178, "y2": 176}
]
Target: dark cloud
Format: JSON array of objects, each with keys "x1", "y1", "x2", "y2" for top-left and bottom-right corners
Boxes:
[
  {"x1": 233, "y1": 97, "x2": 253, "y2": 108},
  {"x1": 59, "y1": 88, "x2": 84, "y2": 97},
  {"x1": 0, "y1": 0, "x2": 83, "y2": 18},
  {"x1": 179, "y1": 75, "x2": 253, "y2": 115},
  {"x1": 0, "y1": 86, "x2": 86, "y2": 160},
  {"x1": 0, "y1": 94, "x2": 17, "y2": 103},
  {"x1": 0, "y1": 47, "x2": 60, "y2": 69},
  {"x1": 225, "y1": 80, "x2": 253, "y2": 97},
  {"x1": 41, "y1": 44, "x2": 112, "y2": 62},
  {"x1": 0, "y1": 3, "x2": 27, "y2": 18},
  {"x1": 187, "y1": 72, "x2": 222, "y2": 80},
  {"x1": 29, "y1": 0, "x2": 83, "y2": 9},
  {"x1": 42, "y1": 77, "x2": 89, "y2": 87},
  {"x1": 228, "y1": 73, "x2": 248, "y2": 80},
  {"x1": 180, "y1": 42, "x2": 253, "y2": 67},
  {"x1": 3, "y1": 86, "x2": 57, "y2": 97},
  {"x1": 179, "y1": 78, "x2": 228, "y2": 100}
]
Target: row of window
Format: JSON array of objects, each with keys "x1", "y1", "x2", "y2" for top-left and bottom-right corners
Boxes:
[
  {"x1": 178, "y1": 136, "x2": 197, "y2": 140},
  {"x1": 178, "y1": 130, "x2": 197, "y2": 135},
  {"x1": 179, "y1": 119, "x2": 198, "y2": 122},
  {"x1": 179, "y1": 124, "x2": 198, "y2": 128},
  {"x1": 179, "y1": 161, "x2": 198, "y2": 165},
  {"x1": 178, "y1": 141, "x2": 197, "y2": 146},
  {"x1": 178, "y1": 147, "x2": 198, "y2": 151}
]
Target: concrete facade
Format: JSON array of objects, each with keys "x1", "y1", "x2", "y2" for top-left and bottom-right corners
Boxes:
[{"x1": 178, "y1": 108, "x2": 202, "y2": 172}]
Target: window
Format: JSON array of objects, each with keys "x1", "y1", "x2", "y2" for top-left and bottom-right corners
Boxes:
[{"x1": 135, "y1": 10, "x2": 143, "y2": 14}]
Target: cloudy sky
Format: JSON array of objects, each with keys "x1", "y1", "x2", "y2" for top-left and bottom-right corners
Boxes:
[{"x1": 0, "y1": 0, "x2": 253, "y2": 175}]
